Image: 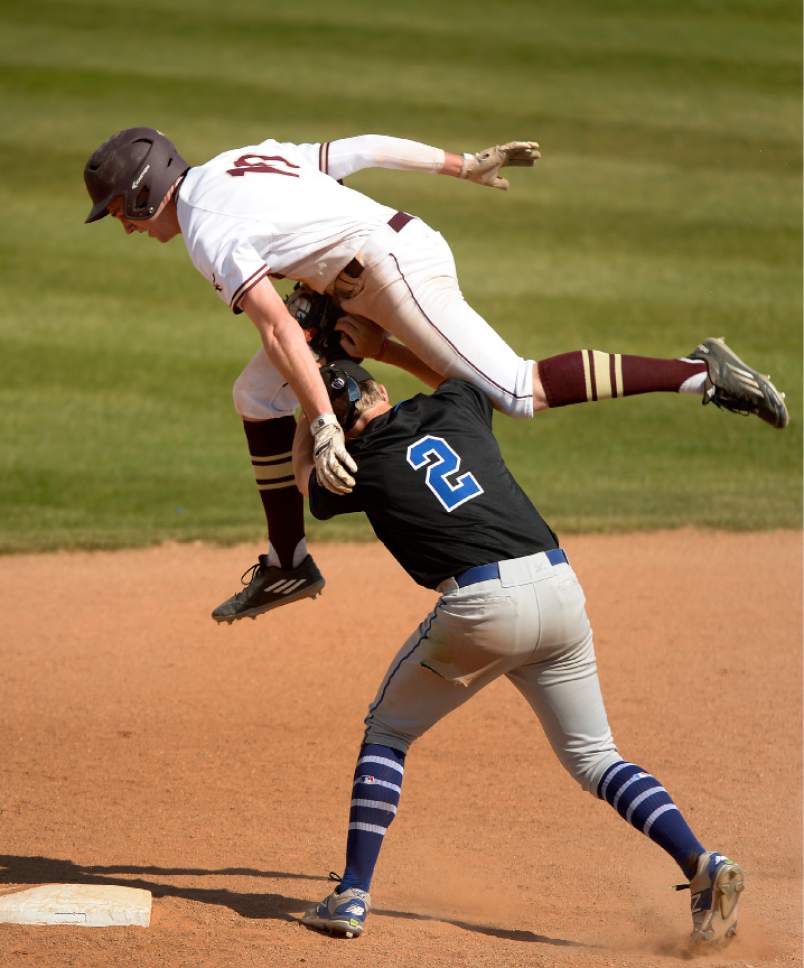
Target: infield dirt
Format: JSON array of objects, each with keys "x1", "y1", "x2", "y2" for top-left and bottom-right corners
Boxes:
[{"x1": 0, "y1": 531, "x2": 800, "y2": 968}]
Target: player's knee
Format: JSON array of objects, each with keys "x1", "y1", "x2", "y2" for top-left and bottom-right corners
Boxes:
[
  {"x1": 488, "y1": 363, "x2": 536, "y2": 419},
  {"x1": 232, "y1": 377, "x2": 261, "y2": 419},
  {"x1": 565, "y1": 748, "x2": 622, "y2": 795},
  {"x1": 232, "y1": 375, "x2": 280, "y2": 421},
  {"x1": 363, "y1": 719, "x2": 417, "y2": 754}
]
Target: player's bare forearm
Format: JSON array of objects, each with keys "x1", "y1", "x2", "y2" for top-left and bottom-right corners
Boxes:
[
  {"x1": 335, "y1": 314, "x2": 443, "y2": 389},
  {"x1": 242, "y1": 279, "x2": 333, "y2": 422},
  {"x1": 380, "y1": 341, "x2": 444, "y2": 389},
  {"x1": 292, "y1": 412, "x2": 314, "y2": 495}
]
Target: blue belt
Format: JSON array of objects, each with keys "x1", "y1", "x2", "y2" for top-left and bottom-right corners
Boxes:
[{"x1": 453, "y1": 548, "x2": 568, "y2": 588}]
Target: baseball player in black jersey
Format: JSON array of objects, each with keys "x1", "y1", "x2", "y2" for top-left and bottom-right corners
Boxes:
[{"x1": 291, "y1": 359, "x2": 743, "y2": 945}]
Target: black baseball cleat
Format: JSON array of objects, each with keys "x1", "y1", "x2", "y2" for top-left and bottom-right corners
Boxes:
[
  {"x1": 211, "y1": 554, "x2": 325, "y2": 624},
  {"x1": 688, "y1": 337, "x2": 789, "y2": 428}
]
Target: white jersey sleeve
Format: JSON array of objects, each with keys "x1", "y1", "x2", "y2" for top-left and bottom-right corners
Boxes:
[
  {"x1": 319, "y1": 135, "x2": 446, "y2": 181},
  {"x1": 184, "y1": 222, "x2": 271, "y2": 314}
]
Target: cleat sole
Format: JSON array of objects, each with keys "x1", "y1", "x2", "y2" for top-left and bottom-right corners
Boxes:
[{"x1": 212, "y1": 579, "x2": 325, "y2": 624}]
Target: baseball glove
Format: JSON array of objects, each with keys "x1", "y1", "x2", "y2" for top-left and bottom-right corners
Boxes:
[{"x1": 284, "y1": 284, "x2": 362, "y2": 364}]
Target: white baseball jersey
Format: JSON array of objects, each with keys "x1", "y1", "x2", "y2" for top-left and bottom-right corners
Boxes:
[{"x1": 177, "y1": 138, "x2": 400, "y2": 311}]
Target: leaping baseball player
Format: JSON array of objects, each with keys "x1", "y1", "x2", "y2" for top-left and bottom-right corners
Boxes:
[
  {"x1": 83, "y1": 129, "x2": 789, "y2": 624},
  {"x1": 291, "y1": 357, "x2": 744, "y2": 945}
]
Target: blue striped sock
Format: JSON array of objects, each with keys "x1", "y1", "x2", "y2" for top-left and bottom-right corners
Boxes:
[
  {"x1": 597, "y1": 760, "x2": 704, "y2": 879},
  {"x1": 338, "y1": 743, "x2": 406, "y2": 893}
]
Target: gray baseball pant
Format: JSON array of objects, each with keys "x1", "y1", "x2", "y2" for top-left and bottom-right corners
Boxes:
[{"x1": 363, "y1": 551, "x2": 621, "y2": 794}]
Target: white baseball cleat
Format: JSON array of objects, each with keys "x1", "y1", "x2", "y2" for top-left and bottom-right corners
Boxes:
[{"x1": 682, "y1": 851, "x2": 744, "y2": 944}]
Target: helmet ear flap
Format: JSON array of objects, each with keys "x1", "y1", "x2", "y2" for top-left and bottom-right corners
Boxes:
[
  {"x1": 127, "y1": 184, "x2": 153, "y2": 219},
  {"x1": 346, "y1": 376, "x2": 361, "y2": 404}
]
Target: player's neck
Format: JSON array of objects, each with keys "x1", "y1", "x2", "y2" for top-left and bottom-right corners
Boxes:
[{"x1": 347, "y1": 402, "x2": 391, "y2": 438}]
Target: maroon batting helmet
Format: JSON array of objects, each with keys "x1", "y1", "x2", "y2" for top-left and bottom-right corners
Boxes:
[{"x1": 83, "y1": 127, "x2": 189, "y2": 224}]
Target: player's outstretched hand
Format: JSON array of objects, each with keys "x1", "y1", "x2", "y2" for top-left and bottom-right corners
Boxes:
[
  {"x1": 311, "y1": 414, "x2": 357, "y2": 495},
  {"x1": 461, "y1": 140, "x2": 541, "y2": 190},
  {"x1": 335, "y1": 314, "x2": 387, "y2": 360}
]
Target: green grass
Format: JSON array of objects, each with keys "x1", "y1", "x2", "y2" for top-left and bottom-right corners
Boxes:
[{"x1": 0, "y1": 0, "x2": 800, "y2": 552}]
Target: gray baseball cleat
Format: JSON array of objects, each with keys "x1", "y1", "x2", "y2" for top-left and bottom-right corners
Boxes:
[
  {"x1": 211, "y1": 554, "x2": 324, "y2": 624},
  {"x1": 688, "y1": 337, "x2": 789, "y2": 428},
  {"x1": 678, "y1": 851, "x2": 744, "y2": 944},
  {"x1": 301, "y1": 887, "x2": 371, "y2": 938}
]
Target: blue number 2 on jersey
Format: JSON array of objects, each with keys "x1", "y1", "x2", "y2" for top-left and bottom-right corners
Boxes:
[{"x1": 406, "y1": 435, "x2": 484, "y2": 512}]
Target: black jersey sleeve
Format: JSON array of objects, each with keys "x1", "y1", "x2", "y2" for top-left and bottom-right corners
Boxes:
[
  {"x1": 308, "y1": 471, "x2": 364, "y2": 520},
  {"x1": 433, "y1": 380, "x2": 493, "y2": 427}
]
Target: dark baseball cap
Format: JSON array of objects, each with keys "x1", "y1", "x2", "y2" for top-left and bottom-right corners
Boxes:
[{"x1": 320, "y1": 359, "x2": 376, "y2": 430}]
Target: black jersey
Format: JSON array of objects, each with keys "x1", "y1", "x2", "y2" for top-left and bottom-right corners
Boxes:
[{"x1": 309, "y1": 380, "x2": 558, "y2": 589}]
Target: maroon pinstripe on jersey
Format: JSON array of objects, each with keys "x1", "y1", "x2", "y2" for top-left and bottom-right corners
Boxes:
[{"x1": 230, "y1": 265, "x2": 271, "y2": 311}]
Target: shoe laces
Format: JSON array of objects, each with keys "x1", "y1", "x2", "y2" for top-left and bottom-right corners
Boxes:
[
  {"x1": 240, "y1": 561, "x2": 264, "y2": 587},
  {"x1": 705, "y1": 387, "x2": 752, "y2": 417}
]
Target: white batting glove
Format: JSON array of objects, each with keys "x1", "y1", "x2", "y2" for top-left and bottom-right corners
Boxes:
[
  {"x1": 310, "y1": 413, "x2": 357, "y2": 495},
  {"x1": 460, "y1": 140, "x2": 541, "y2": 190}
]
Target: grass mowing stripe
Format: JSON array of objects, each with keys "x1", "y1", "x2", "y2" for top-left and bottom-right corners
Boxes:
[{"x1": 1, "y1": 85, "x2": 798, "y2": 180}]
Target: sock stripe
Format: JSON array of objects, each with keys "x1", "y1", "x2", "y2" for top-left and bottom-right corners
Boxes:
[
  {"x1": 257, "y1": 479, "x2": 296, "y2": 492},
  {"x1": 592, "y1": 350, "x2": 613, "y2": 399},
  {"x1": 612, "y1": 771, "x2": 647, "y2": 811},
  {"x1": 351, "y1": 799, "x2": 397, "y2": 815},
  {"x1": 582, "y1": 350, "x2": 593, "y2": 401},
  {"x1": 625, "y1": 784, "x2": 666, "y2": 823},
  {"x1": 253, "y1": 461, "x2": 293, "y2": 481},
  {"x1": 614, "y1": 354, "x2": 623, "y2": 397},
  {"x1": 357, "y1": 755, "x2": 404, "y2": 775},
  {"x1": 348, "y1": 821, "x2": 387, "y2": 836},
  {"x1": 251, "y1": 450, "x2": 293, "y2": 463},
  {"x1": 598, "y1": 760, "x2": 634, "y2": 799},
  {"x1": 643, "y1": 802, "x2": 680, "y2": 836}
]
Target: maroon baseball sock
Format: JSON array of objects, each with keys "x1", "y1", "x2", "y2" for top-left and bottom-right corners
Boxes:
[
  {"x1": 537, "y1": 350, "x2": 708, "y2": 408},
  {"x1": 243, "y1": 417, "x2": 305, "y2": 570}
]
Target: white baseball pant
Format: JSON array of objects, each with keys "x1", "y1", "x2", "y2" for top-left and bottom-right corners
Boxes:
[
  {"x1": 330, "y1": 217, "x2": 535, "y2": 418},
  {"x1": 363, "y1": 551, "x2": 622, "y2": 795}
]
